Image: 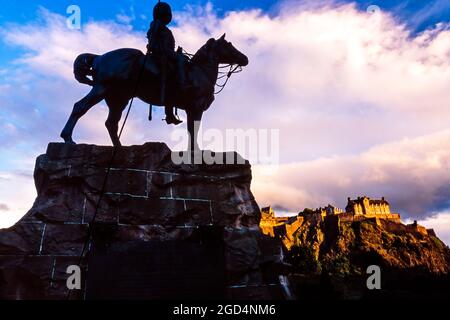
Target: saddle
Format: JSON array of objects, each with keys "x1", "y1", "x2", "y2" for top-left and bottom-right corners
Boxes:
[{"x1": 144, "y1": 52, "x2": 190, "y2": 80}]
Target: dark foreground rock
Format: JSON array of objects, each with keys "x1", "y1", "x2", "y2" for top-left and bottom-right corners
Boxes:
[{"x1": 0, "y1": 143, "x2": 285, "y2": 300}]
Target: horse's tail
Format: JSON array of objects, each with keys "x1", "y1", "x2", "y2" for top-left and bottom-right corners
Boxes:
[{"x1": 73, "y1": 53, "x2": 98, "y2": 86}]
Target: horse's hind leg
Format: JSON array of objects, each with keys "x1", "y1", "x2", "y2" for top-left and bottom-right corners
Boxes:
[
  {"x1": 104, "y1": 97, "x2": 128, "y2": 147},
  {"x1": 187, "y1": 107, "x2": 203, "y2": 152},
  {"x1": 60, "y1": 85, "x2": 106, "y2": 144}
]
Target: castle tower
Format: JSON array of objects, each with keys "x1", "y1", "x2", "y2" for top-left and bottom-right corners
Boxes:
[{"x1": 362, "y1": 196, "x2": 371, "y2": 215}]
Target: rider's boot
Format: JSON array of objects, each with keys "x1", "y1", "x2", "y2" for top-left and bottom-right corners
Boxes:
[{"x1": 165, "y1": 106, "x2": 182, "y2": 125}]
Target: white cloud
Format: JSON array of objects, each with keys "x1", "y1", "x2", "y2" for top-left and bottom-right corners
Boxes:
[
  {"x1": 0, "y1": 171, "x2": 35, "y2": 228},
  {"x1": 116, "y1": 14, "x2": 134, "y2": 25},
  {"x1": 413, "y1": 211, "x2": 450, "y2": 246},
  {"x1": 1, "y1": 8, "x2": 145, "y2": 81}
]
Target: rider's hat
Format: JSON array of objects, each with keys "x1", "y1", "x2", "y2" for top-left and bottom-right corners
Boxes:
[{"x1": 153, "y1": 2, "x2": 172, "y2": 25}]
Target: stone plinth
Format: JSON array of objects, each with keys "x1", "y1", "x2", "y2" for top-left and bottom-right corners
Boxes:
[{"x1": 0, "y1": 143, "x2": 284, "y2": 300}]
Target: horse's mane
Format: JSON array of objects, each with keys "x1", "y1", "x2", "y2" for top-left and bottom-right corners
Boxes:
[{"x1": 191, "y1": 38, "x2": 215, "y2": 65}]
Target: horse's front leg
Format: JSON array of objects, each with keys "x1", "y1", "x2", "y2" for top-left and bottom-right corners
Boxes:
[
  {"x1": 61, "y1": 85, "x2": 105, "y2": 144},
  {"x1": 187, "y1": 107, "x2": 203, "y2": 152}
]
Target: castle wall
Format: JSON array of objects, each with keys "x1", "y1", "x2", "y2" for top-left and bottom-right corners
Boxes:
[
  {"x1": 285, "y1": 217, "x2": 303, "y2": 241},
  {"x1": 406, "y1": 223, "x2": 428, "y2": 236},
  {"x1": 337, "y1": 213, "x2": 400, "y2": 224},
  {"x1": 259, "y1": 210, "x2": 304, "y2": 250},
  {"x1": 260, "y1": 215, "x2": 289, "y2": 237}
]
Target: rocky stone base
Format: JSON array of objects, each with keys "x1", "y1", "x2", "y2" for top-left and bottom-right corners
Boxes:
[{"x1": 0, "y1": 143, "x2": 285, "y2": 300}]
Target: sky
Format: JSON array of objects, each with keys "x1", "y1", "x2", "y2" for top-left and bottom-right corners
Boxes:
[{"x1": 0, "y1": 0, "x2": 450, "y2": 243}]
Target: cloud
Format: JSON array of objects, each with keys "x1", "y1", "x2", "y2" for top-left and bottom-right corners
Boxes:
[
  {"x1": 1, "y1": 8, "x2": 144, "y2": 81},
  {"x1": 0, "y1": 1, "x2": 450, "y2": 237},
  {"x1": 116, "y1": 14, "x2": 134, "y2": 25},
  {"x1": 253, "y1": 129, "x2": 450, "y2": 218},
  {"x1": 0, "y1": 171, "x2": 36, "y2": 229},
  {"x1": 414, "y1": 211, "x2": 450, "y2": 246}
]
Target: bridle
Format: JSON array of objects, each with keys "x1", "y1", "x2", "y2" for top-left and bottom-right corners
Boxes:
[{"x1": 214, "y1": 64, "x2": 243, "y2": 94}]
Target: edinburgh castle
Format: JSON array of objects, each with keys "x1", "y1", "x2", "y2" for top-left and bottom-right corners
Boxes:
[{"x1": 260, "y1": 196, "x2": 431, "y2": 250}]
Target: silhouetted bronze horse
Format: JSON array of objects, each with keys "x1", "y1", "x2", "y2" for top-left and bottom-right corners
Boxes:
[{"x1": 60, "y1": 34, "x2": 248, "y2": 150}]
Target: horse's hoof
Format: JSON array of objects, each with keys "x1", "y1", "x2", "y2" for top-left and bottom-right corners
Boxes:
[
  {"x1": 61, "y1": 137, "x2": 76, "y2": 145},
  {"x1": 60, "y1": 133, "x2": 76, "y2": 145}
]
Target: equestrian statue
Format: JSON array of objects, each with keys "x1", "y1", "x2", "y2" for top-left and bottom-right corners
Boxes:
[{"x1": 60, "y1": 1, "x2": 248, "y2": 150}]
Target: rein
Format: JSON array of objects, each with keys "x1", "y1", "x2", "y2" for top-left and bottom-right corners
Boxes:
[{"x1": 214, "y1": 64, "x2": 242, "y2": 94}]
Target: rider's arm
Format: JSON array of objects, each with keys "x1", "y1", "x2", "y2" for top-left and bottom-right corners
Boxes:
[{"x1": 161, "y1": 28, "x2": 177, "y2": 59}]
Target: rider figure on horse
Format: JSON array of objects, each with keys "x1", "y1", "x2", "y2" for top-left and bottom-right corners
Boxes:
[{"x1": 147, "y1": 1, "x2": 186, "y2": 125}]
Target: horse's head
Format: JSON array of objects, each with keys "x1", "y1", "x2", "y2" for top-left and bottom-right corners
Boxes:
[
  {"x1": 193, "y1": 34, "x2": 249, "y2": 67},
  {"x1": 213, "y1": 33, "x2": 248, "y2": 66}
]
